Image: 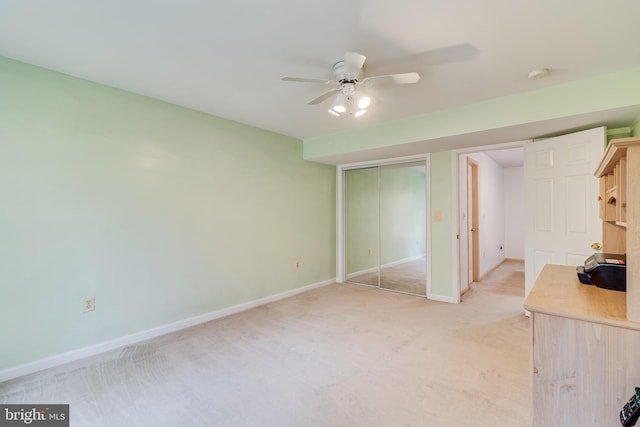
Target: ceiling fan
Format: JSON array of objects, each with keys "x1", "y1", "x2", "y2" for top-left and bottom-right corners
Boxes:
[{"x1": 281, "y1": 51, "x2": 420, "y2": 117}]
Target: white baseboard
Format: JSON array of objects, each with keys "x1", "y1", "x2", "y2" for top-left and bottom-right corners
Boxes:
[
  {"x1": 427, "y1": 292, "x2": 460, "y2": 304},
  {"x1": 0, "y1": 278, "x2": 335, "y2": 383}
]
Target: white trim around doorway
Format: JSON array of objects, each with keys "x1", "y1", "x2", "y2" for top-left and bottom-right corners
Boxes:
[{"x1": 453, "y1": 140, "x2": 530, "y2": 300}]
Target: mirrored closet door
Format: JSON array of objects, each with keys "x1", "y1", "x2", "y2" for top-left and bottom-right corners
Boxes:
[
  {"x1": 345, "y1": 161, "x2": 427, "y2": 296},
  {"x1": 345, "y1": 167, "x2": 380, "y2": 286}
]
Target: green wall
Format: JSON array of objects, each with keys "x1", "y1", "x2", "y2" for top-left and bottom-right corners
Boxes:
[
  {"x1": 0, "y1": 57, "x2": 336, "y2": 370},
  {"x1": 633, "y1": 115, "x2": 640, "y2": 136},
  {"x1": 429, "y1": 152, "x2": 455, "y2": 299}
]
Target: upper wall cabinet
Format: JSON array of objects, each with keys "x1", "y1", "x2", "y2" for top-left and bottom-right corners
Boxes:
[
  {"x1": 594, "y1": 135, "x2": 640, "y2": 322},
  {"x1": 594, "y1": 136, "x2": 640, "y2": 254},
  {"x1": 597, "y1": 142, "x2": 628, "y2": 224}
]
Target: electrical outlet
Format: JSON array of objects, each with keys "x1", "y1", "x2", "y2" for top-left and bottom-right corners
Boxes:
[{"x1": 81, "y1": 296, "x2": 95, "y2": 313}]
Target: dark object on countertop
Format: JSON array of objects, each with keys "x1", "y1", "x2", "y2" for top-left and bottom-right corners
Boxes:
[
  {"x1": 577, "y1": 253, "x2": 626, "y2": 292},
  {"x1": 576, "y1": 266, "x2": 594, "y2": 285}
]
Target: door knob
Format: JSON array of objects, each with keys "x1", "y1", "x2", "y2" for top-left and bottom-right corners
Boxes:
[
  {"x1": 591, "y1": 242, "x2": 602, "y2": 250},
  {"x1": 471, "y1": 228, "x2": 477, "y2": 232}
]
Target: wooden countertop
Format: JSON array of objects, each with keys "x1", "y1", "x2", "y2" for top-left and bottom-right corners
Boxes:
[{"x1": 524, "y1": 264, "x2": 640, "y2": 331}]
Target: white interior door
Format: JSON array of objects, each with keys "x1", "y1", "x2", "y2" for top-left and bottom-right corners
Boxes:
[{"x1": 524, "y1": 127, "x2": 605, "y2": 298}]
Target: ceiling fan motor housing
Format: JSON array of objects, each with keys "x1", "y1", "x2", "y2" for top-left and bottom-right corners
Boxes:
[{"x1": 333, "y1": 60, "x2": 363, "y2": 82}]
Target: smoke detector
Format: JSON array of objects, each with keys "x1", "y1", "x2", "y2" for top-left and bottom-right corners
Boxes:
[{"x1": 528, "y1": 68, "x2": 550, "y2": 80}]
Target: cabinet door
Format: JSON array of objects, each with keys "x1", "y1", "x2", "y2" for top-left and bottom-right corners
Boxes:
[
  {"x1": 532, "y1": 312, "x2": 640, "y2": 426},
  {"x1": 599, "y1": 176, "x2": 606, "y2": 220},
  {"x1": 532, "y1": 313, "x2": 579, "y2": 427},
  {"x1": 617, "y1": 156, "x2": 627, "y2": 223}
]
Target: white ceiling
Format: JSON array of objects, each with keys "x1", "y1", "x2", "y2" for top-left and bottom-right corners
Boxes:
[
  {"x1": 484, "y1": 147, "x2": 524, "y2": 168},
  {"x1": 1, "y1": 0, "x2": 640, "y2": 146}
]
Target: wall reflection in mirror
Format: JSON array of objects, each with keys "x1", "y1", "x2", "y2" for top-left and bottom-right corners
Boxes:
[{"x1": 345, "y1": 162, "x2": 427, "y2": 296}]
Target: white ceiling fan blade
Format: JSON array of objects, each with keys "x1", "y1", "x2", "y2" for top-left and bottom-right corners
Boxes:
[
  {"x1": 307, "y1": 88, "x2": 341, "y2": 105},
  {"x1": 361, "y1": 72, "x2": 420, "y2": 86},
  {"x1": 281, "y1": 76, "x2": 335, "y2": 84},
  {"x1": 343, "y1": 52, "x2": 366, "y2": 80}
]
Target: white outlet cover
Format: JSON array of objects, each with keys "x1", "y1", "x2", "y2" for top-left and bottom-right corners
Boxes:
[{"x1": 81, "y1": 296, "x2": 95, "y2": 313}]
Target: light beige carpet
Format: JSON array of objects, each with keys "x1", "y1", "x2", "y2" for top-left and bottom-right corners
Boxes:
[{"x1": 0, "y1": 261, "x2": 530, "y2": 426}]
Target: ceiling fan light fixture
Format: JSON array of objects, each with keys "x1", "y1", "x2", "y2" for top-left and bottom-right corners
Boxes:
[
  {"x1": 329, "y1": 93, "x2": 369, "y2": 117},
  {"x1": 332, "y1": 93, "x2": 347, "y2": 113},
  {"x1": 342, "y1": 82, "x2": 356, "y2": 96},
  {"x1": 356, "y1": 94, "x2": 371, "y2": 109}
]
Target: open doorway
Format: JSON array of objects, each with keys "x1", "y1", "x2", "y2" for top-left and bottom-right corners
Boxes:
[{"x1": 457, "y1": 146, "x2": 525, "y2": 297}]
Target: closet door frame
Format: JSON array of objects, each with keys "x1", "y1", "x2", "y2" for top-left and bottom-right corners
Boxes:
[{"x1": 337, "y1": 154, "x2": 431, "y2": 296}]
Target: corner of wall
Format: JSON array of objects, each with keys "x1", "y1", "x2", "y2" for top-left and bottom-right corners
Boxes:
[
  {"x1": 607, "y1": 127, "x2": 633, "y2": 142},
  {"x1": 632, "y1": 115, "x2": 640, "y2": 137}
]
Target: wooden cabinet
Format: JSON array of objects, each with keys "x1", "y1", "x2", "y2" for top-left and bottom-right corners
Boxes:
[
  {"x1": 525, "y1": 265, "x2": 640, "y2": 427},
  {"x1": 594, "y1": 136, "x2": 640, "y2": 321},
  {"x1": 598, "y1": 156, "x2": 626, "y2": 223}
]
